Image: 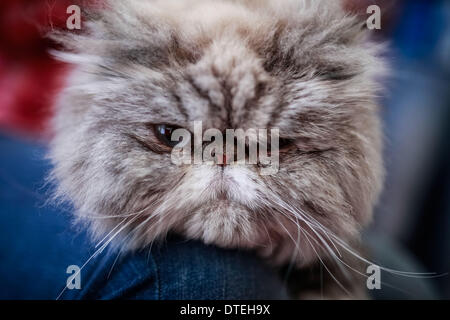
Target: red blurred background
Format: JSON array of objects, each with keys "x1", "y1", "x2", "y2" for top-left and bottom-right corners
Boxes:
[{"x1": 0, "y1": 0, "x2": 76, "y2": 137}]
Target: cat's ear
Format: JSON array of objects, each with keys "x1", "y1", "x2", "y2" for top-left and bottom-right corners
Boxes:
[
  {"x1": 47, "y1": 0, "x2": 167, "y2": 67},
  {"x1": 48, "y1": 0, "x2": 193, "y2": 73}
]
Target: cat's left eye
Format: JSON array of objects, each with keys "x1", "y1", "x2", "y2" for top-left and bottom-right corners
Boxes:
[
  {"x1": 279, "y1": 138, "x2": 295, "y2": 150},
  {"x1": 266, "y1": 137, "x2": 295, "y2": 153},
  {"x1": 321, "y1": 67, "x2": 355, "y2": 81},
  {"x1": 154, "y1": 124, "x2": 181, "y2": 148}
]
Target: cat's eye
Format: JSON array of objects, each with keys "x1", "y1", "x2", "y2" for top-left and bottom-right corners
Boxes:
[
  {"x1": 279, "y1": 138, "x2": 295, "y2": 149},
  {"x1": 324, "y1": 72, "x2": 354, "y2": 81},
  {"x1": 266, "y1": 137, "x2": 295, "y2": 152},
  {"x1": 154, "y1": 124, "x2": 181, "y2": 148},
  {"x1": 320, "y1": 67, "x2": 355, "y2": 81}
]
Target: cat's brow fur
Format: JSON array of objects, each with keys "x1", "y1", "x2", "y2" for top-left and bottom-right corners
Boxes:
[{"x1": 49, "y1": 0, "x2": 386, "y2": 293}]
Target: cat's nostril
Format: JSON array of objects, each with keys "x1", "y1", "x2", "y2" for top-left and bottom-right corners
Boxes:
[
  {"x1": 217, "y1": 154, "x2": 228, "y2": 167},
  {"x1": 209, "y1": 136, "x2": 253, "y2": 166}
]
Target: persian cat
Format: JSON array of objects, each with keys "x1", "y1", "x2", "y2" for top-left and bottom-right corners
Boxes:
[{"x1": 50, "y1": 0, "x2": 386, "y2": 298}]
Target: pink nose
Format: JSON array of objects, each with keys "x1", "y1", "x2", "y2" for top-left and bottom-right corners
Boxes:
[{"x1": 218, "y1": 154, "x2": 228, "y2": 166}]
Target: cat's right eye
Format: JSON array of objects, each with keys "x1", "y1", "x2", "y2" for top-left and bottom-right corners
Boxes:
[
  {"x1": 279, "y1": 138, "x2": 295, "y2": 150},
  {"x1": 321, "y1": 66, "x2": 355, "y2": 81},
  {"x1": 153, "y1": 124, "x2": 190, "y2": 148},
  {"x1": 154, "y1": 124, "x2": 182, "y2": 148}
]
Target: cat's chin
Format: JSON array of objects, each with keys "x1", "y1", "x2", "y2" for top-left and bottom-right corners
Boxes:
[
  {"x1": 175, "y1": 201, "x2": 261, "y2": 247},
  {"x1": 171, "y1": 201, "x2": 323, "y2": 267}
]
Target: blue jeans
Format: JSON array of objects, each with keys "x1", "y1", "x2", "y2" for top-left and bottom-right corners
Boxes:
[
  {"x1": 61, "y1": 236, "x2": 290, "y2": 300},
  {"x1": 0, "y1": 134, "x2": 288, "y2": 300}
]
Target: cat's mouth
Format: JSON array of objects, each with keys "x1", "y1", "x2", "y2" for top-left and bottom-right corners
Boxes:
[
  {"x1": 175, "y1": 165, "x2": 262, "y2": 217},
  {"x1": 216, "y1": 190, "x2": 228, "y2": 201},
  {"x1": 211, "y1": 167, "x2": 259, "y2": 205}
]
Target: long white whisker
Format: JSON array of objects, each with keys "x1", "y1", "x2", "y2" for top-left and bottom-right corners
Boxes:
[
  {"x1": 266, "y1": 193, "x2": 445, "y2": 280},
  {"x1": 277, "y1": 199, "x2": 342, "y2": 257},
  {"x1": 295, "y1": 204, "x2": 445, "y2": 278},
  {"x1": 270, "y1": 203, "x2": 351, "y2": 296},
  {"x1": 268, "y1": 197, "x2": 342, "y2": 260},
  {"x1": 56, "y1": 214, "x2": 141, "y2": 300},
  {"x1": 94, "y1": 206, "x2": 152, "y2": 249},
  {"x1": 300, "y1": 221, "x2": 351, "y2": 296}
]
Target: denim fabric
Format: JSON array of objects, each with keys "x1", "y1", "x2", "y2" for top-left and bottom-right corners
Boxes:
[{"x1": 61, "y1": 237, "x2": 290, "y2": 300}]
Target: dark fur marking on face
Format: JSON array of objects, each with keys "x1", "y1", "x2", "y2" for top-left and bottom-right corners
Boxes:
[{"x1": 170, "y1": 86, "x2": 190, "y2": 121}]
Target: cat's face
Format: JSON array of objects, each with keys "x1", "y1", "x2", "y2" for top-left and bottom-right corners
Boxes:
[{"x1": 50, "y1": 0, "x2": 385, "y2": 266}]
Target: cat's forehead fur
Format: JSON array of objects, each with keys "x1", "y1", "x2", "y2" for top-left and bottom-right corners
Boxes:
[{"x1": 59, "y1": 0, "x2": 383, "y2": 132}]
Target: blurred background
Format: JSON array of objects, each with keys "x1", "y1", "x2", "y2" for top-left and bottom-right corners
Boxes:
[{"x1": 0, "y1": 0, "x2": 449, "y2": 299}]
